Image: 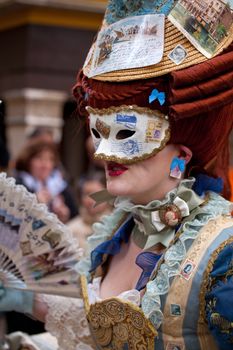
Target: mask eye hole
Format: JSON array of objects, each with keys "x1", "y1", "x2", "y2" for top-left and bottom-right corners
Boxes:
[
  {"x1": 91, "y1": 128, "x2": 101, "y2": 139},
  {"x1": 116, "y1": 129, "x2": 135, "y2": 140}
]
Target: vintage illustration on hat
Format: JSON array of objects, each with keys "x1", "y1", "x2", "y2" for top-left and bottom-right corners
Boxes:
[{"x1": 83, "y1": 0, "x2": 233, "y2": 81}]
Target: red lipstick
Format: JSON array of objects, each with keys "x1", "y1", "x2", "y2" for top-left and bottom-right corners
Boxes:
[{"x1": 107, "y1": 162, "x2": 128, "y2": 177}]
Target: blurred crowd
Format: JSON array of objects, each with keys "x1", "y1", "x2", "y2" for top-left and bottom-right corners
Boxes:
[{"x1": 0, "y1": 126, "x2": 114, "y2": 336}]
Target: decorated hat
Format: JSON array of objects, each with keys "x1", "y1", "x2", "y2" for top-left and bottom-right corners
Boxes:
[
  {"x1": 83, "y1": 0, "x2": 233, "y2": 81},
  {"x1": 73, "y1": 0, "x2": 233, "y2": 198}
]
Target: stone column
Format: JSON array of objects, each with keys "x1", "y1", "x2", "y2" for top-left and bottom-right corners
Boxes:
[{"x1": 2, "y1": 88, "x2": 68, "y2": 158}]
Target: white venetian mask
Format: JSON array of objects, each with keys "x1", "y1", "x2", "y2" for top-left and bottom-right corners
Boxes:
[{"x1": 87, "y1": 105, "x2": 170, "y2": 164}]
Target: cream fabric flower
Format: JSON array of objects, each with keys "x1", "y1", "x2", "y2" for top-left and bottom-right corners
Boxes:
[{"x1": 151, "y1": 196, "x2": 190, "y2": 231}]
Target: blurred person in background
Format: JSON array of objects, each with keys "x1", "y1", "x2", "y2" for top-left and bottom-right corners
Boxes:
[
  {"x1": 67, "y1": 171, "x2": 113, "y2": 253},
  {"x1": 13, "y1": 139, "x2": 78, "y2": 223},
  {"x1": 0, "y1": 138, "x2": 10, "y2": 174},
  {"x1": 26, "y1": 126, "x2": 55, "y2": 144},
  {"x1": 85, "y1": 134, "x2": 105, "y2": 176}
]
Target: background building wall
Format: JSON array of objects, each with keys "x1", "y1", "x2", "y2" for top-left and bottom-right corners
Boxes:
[{"x1": 0, "y1": 0, "x2": 106, "y2": 183}]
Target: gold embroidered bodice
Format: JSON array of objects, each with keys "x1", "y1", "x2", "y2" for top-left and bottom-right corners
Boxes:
[{"x1": 81, "y1": 275, "x2": 157, "y2": 350}]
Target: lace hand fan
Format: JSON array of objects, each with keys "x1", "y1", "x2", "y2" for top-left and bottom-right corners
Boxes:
[{"x1": 0, "y1": 173, "x2": 83, "y2": 297}]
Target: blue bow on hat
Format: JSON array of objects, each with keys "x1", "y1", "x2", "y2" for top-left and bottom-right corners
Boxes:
[{"x1": 149, "y1": 89, "x2": 166, "y2": 105}]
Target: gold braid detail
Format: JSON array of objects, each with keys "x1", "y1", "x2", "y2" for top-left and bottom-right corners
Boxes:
[
  {"x1": 81, "y1": 275, "x2": 90, "y2": 313},
  {"x1": 86, "y1": 105, "x2": 168, "y2": 119},
  {"x1": 199, "y1": 232, "x2": 233, "y2": 324},
  {"x1": 81, "y1": 275, "x2": 157, "y2": 350},
  {"x1": 89, "y1": 299, "x2": 156, "y2": 350}
]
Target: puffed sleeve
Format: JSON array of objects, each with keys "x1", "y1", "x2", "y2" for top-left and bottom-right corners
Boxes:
[{"x1": 205, "y1": 243, "x2": 233, "y2": 350}]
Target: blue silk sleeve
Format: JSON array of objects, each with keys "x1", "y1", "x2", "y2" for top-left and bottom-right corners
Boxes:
[{"x1": 205, "y1": 243, "x2": 233, "y2": 350}]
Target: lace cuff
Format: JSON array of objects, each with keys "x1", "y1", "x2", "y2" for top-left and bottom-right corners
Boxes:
[{"x1": 42, "y1": 294, "x2": 94, "y2": 350}]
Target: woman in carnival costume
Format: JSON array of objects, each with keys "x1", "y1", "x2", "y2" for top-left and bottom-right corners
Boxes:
[{"x1": 0, "y1": 0, "x2": 233, "y2": 349}]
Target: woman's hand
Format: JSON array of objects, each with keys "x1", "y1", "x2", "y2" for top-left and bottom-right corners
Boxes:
[
  {"x1": 0, "y1": 282, "x2": 34, "y2": 314},
  {"x1": 0, "y1": 282, "x2": 48, "y2": 323},
  {"x1": 36, "y1": 188, "x2": 52, "y2": 204},
  {"x1": 51, "y1": 195, "x2": 70, "y2": 223}
]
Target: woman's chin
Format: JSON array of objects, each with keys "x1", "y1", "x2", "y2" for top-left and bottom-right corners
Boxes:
[{"x1": 106, "y1": 181, "x2": 129, "y2": 197}]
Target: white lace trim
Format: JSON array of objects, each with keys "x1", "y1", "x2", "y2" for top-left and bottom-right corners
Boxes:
[
  {"x1": 42, "y1": 294, "x2": 94, "y2": 350},
  {"x1": 87, "y1": 277, "x2": 141, "y2": 306},
  {"x1": 141, "y1": 191, "x2": 231, "y2": 329}
]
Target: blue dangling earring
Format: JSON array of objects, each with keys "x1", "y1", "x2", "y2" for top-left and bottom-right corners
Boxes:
[{"x1": 170, "y1": 157, "x2": 186, "y2": 179}]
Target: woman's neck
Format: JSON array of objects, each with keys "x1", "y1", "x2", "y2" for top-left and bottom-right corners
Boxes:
[{"x1": 130, "y1": 177, "x2": 182, "y2": 205}]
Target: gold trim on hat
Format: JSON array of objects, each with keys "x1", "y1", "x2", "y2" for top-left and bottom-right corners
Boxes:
[{"x1": 86, "y1": 105, "x2": 169, "y2": 119}]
